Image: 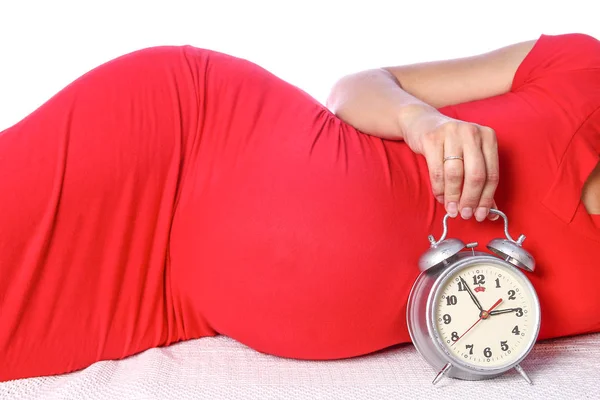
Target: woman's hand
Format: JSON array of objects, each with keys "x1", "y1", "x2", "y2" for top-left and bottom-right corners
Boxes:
[
  {"x1": 327, "y1": 68, "x2": 501, "y2": 221},
  {"x1": 401, "y1": 105, "x2": 499, "y2": 222}
]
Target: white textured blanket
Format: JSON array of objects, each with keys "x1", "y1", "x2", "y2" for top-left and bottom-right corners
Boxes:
[{"x1": 1, "y1": 333, "x2": 598, "y2": 399}]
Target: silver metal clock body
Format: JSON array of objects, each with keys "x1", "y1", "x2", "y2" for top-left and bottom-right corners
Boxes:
[
  {"x1": 406, "y1": 209, "x2": 542, "y2": 383},
  {"x1": 406, "y1": 251, "x2": 541, "y2": 381}
]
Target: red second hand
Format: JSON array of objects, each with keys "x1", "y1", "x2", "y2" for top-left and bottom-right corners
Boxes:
[{"x1": 452, "y1": 298, "x2": 503, "y2": 346}]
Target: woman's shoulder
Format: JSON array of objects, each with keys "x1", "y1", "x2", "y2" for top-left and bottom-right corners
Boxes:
[{"x1": 513, "y1": 32, "x2": 600, "y2": 87}]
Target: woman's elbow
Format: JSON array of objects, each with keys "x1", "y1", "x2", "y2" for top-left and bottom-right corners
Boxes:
[{"x1": 326, "y1": 69, "x2": 393, "y2": 113}]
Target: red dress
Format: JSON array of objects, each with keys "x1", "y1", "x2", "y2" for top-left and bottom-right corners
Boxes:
[{"x1": 1, "y1": 33, "x2": 599, "y2": 382}]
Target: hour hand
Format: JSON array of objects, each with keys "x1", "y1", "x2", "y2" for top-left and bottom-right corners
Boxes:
[
  {"x1": 489, "y1": 307, "x2": 521, "y2": 316},
  {"x1": 460, "y1": 277, "x2": 483, "y2": 311}
]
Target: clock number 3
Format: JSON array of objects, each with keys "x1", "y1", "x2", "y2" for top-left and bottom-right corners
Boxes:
[{"x1": 516, "y1": 308, "x2": 523, "y2": 317}]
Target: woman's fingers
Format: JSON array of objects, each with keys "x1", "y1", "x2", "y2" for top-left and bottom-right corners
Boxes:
[
  {"x1": 457, "y1": 125, "x2": 487, "y2": 220},
  {"x1": 413, "y1": 115, "x2": 500, "y2": 221},
  {"x1": 421, "y1": 133, "x2": 446, "y2": 205},
  {"x1": 488, "y1": 199, "x2": 500, "y2": 221},
  {"x1": 420, "y1": 121, "x2": 500, "y2": 221},
  {"x1": 476, "y1": 127, "x2": 500, "y2": 221},
  {"x1": 442, "y1": 125, "x2": 464, "y2": 218}
]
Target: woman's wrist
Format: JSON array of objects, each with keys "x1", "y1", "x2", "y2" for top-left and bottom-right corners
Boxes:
[{"x1": 397, "y1": 103, "x2": 451, "y2": 153}]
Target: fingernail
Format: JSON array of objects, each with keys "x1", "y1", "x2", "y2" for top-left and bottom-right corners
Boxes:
[
  {"x1": 475, "y1": 207, "x2": 488, "y2": 222},
  {"x1": 461, "y1": 207, "x2": 473, "y2": 220},
  {"x1": 489, "y1": 213, "x2": 500, "y2": 221},
  {"x1": 447, "y1": 202, "x2": 458, "y2": 217},
  {"x1": 436, "y1": 195, "x2": 444, "y2": 204}
]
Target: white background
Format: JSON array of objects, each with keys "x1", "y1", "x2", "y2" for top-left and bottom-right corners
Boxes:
[{"x1": 1, "y1": 0, "x2": 598, "y2": 131}]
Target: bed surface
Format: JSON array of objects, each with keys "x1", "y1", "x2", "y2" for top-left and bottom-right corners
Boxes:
[{"x1": 1, "y1": 333, "x2": 598, "y2": 399}]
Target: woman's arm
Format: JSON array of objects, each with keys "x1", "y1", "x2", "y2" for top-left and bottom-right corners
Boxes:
[
  {"x1": 326, "y1": 39, "x2": 536, "y2": 222},
  {"x1": 384, "y1": 40, "x2": 536, "y2": 109},
  {"x1": 326, "y1": 39, "x2": 535, "y2": 140}
]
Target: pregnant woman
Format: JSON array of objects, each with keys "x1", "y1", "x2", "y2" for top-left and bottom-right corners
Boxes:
[{"x1": 1, "y1": 32, "x2": 599, "y2": 382}]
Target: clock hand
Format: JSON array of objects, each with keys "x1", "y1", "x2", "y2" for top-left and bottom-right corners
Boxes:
[
  {"x1": 460, "y1": 276, "x2": 483, "y2": 312},
  {"x1": 452, "y1": 298, "x2": 503, "y2": 346},
  {"x1": 489, "y1": 307, "x2": 521, "y2": 316}
]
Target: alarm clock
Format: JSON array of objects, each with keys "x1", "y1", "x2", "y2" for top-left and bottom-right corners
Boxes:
[{"x1": 406, "y1": 209, "x2": 541, "y2": 385}]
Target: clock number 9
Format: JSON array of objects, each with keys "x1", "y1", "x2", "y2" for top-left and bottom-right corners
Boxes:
[{"x1": 443, "y1": 314, "x2": 452, "y2": 324}]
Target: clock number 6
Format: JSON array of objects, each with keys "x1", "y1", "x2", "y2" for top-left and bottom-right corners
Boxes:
[{"x1": 484, "y1": 347, "x2": 492, "y2": 358}]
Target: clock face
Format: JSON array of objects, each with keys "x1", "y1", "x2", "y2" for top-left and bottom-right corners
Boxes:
[{"x1": 433, "y1": 261, "x2": 539, "y2": 369}]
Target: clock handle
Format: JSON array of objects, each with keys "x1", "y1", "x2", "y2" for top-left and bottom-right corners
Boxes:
[
  {"x1": 487, "y1": 208, "x2": 526, "y2": 245},
  {"x1": 429, "y1": 208, "x2": 525, "y2": 246}
]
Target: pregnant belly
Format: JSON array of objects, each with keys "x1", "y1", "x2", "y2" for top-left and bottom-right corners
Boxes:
[{"x1": 168, "y1": 86, "x2": 436, "y2": 359}]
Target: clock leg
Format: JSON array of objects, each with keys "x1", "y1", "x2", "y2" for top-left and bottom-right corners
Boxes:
[
  {"x1": 432, "y1": 362, "x2": 452, "y2": 385},
  {"x1": 514, "y1": 364, "x2": 533, "y2": 384}
]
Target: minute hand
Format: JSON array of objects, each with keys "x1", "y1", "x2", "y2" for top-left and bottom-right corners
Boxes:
[
  {"x1": 460, "y1": 277, "x2": 483, "y2": 312},
  {"x1": 489, "y1": 308, "x2": 521, "y2": 316}
]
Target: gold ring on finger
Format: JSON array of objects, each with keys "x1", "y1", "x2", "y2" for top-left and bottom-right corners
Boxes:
[{"x1": 443, "y1": 156, "x2": 464, "y2": 163}]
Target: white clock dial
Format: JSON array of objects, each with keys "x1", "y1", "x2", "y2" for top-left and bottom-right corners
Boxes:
[{"x1": 434, "y1": 262, "x2": 538, "y2": 368}]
